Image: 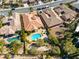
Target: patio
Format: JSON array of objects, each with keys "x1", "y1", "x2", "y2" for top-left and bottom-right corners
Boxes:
[{"x1": 27, "y1": 28, "x2": 47, "y2": 41}]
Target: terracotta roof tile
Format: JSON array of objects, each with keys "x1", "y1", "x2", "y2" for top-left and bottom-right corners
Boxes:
[{"x1": 22, "y1": 12, "x2": 43, "y2": 31}]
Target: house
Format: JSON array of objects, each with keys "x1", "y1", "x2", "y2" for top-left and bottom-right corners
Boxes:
[
  {"x1": 21, "y1": 11, "x2": 44, "y2": 31},
  {"x1": 0, "y1": 12, "x2": 21, "y2": 35},
  {"x1": 39, "y1": 9, "x2": 63, "y2": 28},
  {"x1": 54, "y1": 5, "x2": 77, "y2": 21},
  {"x1": 39, "y1": 9, "x2": 64, "y2": 38}
]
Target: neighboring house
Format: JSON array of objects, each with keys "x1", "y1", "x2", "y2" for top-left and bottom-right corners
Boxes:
[
  {"x1": 0, "y1": 13, "x2": 21, "y2": 35},
  {"x1": 21, "y1": 11, "x2": 44, "y2": 31},
  {"x1": 39, "y1": 9, "x2": 63, "y2": 28},
  {"x1": 39, "y1": 9, "x2": 64, "y2": 38},
  {"x1": 0, "y1": 25, "x2": 15, "y2": 35},
  {"x1": 12, "y1": 12, "x2": 21, "y2": 31},
  {"x1": 54, "y1": 5, "x2": 77, "y2": 21}
]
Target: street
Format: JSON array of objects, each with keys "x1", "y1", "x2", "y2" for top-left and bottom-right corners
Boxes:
[{"x1": 0, "y1": 0, "x2": 75, "y2": 16}]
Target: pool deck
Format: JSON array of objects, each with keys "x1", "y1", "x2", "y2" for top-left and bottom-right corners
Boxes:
[
  {"x1": 4, "y1": 34, "x2": 20, "y2": 44},
  {"x1": 27, "y1": 29, "x2": 47, "y2": 41}
]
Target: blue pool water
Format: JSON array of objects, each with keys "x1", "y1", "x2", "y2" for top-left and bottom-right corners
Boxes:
[
  {"x1": 31, "y1": 33, "x2": 41, "y2": 40},
  {"x1": 7, "y1": 36, "x2": 19, "y2": 42}
]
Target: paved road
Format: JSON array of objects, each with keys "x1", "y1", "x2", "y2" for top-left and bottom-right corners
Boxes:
[{"x1": 0, "y1": 0, "x2": 75, "y2": 16}]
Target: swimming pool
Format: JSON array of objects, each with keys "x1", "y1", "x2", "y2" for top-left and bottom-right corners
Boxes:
[
  {"x1": 7, "y1": 36, "x2": 19, "y2": 42},
  {"x1": 31, "y1": 33, "x2": 41, "y2": 40}
]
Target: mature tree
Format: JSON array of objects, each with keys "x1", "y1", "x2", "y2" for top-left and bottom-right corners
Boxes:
[
  {"x1": 46, "y1": 55, "x2": 52, "y2": 59},
  {"x1": 36, "y1": 39, "x2": 45, "y2": 47},
  {"x1": 69, "y1": 48, "x2": 79, "y2": 58},
  {"x1": 5, "y1": 53, "x2": 11, "y2": 59},
  {"x1": 10, "y1": 40, "x2": 22, "y2": 54},
  {"x1": 21, "y1": 30, "x2": 26, "y2": 41},
  {"x1": 20, "y1": 14, "x2": 31, "y2": 54},
  {"x1": 64, "y1": 31, "x2": 72, "y2": 39},
  {"x1": 21, "y1": 30, "x2": 30, "y2": 42},
  {"x1": 48, "y1": 34, "x2": 59, "y2": 45},
  {"x1": 0, "y1": 16, "x2": 4, "y2": 28},
  {"x1": 0, "y1": 20, "x2": 3, "y2": 28},
  {"x1": 51, "y1": 46, "x2": 61, "y2": 55},
  {"x1": 66, "y1": 3, "x2": 73, "y2": 9},
  {"x1": 29, "y1": 7, "x2": 33, "y2": 12},
  {"x1": 28, "y1": 47, "x2": 38, "y2": 55},
  {"x1": 17, "y1": 0, "x2": 23, "y2": 7},
  {"x1": 21, "y1": 30, "x2": 29, "y2": 42},
  {"x1": 68, "y1": 19, "x2": 78, "y2": 32},
  {"x1": 64, "y1": 40, "x2": 77, "y2": 55},
  {"x1": 0, "y1": 39, "x2": 5, "y2": 54},
  {"x1": 8, "y1": 10, "x2": 12, "y2": 17},
  {"x1": 21, "y1": 30, "x2": 31, "y2": 54}
]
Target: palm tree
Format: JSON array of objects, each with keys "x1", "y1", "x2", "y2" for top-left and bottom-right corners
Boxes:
[
  {"x1": 21, "y1": 30, "x2": 30, "y2": 54},
  {"x1": 20, "y1": 14, "x2": 30, "y2": 54},
  {"x1": 21, "y1": 30, "x2": 28, "y2": 42}
]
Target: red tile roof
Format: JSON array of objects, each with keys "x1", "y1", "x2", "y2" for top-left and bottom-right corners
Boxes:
[{"x1": 22, "y1": 12, "x2": 43, "y2": 31}]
